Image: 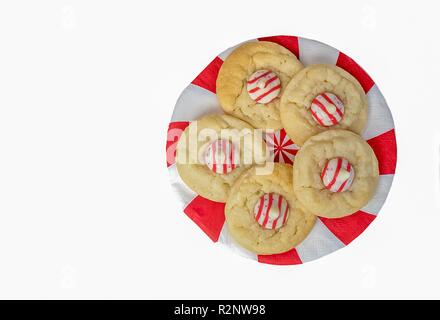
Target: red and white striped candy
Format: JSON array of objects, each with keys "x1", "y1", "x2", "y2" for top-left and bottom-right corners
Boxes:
[
  {"x1": 253, "y1": 193, "x2": 289, "y2": 230},
  {"x1": 321, "y1": 157, "x2": 355, "y2": 193},
  {"x1": 204, "y1": 139, "x2": 238, "y2": 174},
  {"x1": 246, "y1": 70, "x2": 281, "y2": 104},
  {"x1": 310, "y1": 92, "x2": 344, "y2": 127}
]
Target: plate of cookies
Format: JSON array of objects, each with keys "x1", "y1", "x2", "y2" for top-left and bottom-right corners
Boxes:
[{"x1": 166, "y1": 35, "x2": 397, "y2": 265}]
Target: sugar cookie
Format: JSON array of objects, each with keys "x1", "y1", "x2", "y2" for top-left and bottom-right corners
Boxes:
[
  {"x1": 293, "y1": 130, "x2": 378, "y2": 218},
  {"x1": 176, "y1": 114, "x2": 267, "y2": 202},
  {"x1": 280, "y1": 64, "x2": 368, "y2": 146},
  {"x1": 225, "y1": 164, "x2": 316, "y2": 254},
  {"x1": 217, "y1": 41, "x2": 303, "y2": 130}
]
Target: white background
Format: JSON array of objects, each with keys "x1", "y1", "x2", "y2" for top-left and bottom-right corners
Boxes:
[{"x1": 0, "y1": 0, "x2": 438, "y2": 299}]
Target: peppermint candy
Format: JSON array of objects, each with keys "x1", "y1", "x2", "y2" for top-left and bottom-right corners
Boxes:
[
  {"x1": 253, "y1": 193, "x2": 289, "y2": 229},
  {"x1": 321, "y1": 157, "x2": 355, "y2": 193},
  {"x1": 246, "y1": 70, "x2": 281, "y2": 104},
  {"x1": 310, "y1": 92, "x2": 344, "y2": 127},
  {"x1": 265, "y1": 129, "x2": 299, "y2": 165},
  {"x1": 204, "y1": 139, "x2": 238, "y2": 174}
]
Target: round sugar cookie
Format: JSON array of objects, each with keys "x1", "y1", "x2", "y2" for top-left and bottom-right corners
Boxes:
[
  {"x1": 176, "y1": 114, "x2": 267, "y2": 202},
  {"x1": 225, "y1": 163, "x2": 316, "y2": 254},
  {"x1": 216, "y1": 41, "x2": 303, "y2": 130},
  {"x1": 293, "y1": 130, "x2": 379, "y2": 218},
  {"x1": 280, "y1": 64, "x2": 368, "y2": 146}
]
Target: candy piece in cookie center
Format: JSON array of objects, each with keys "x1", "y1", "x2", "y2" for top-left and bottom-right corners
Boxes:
[
  {"x1": 246, "y1": 70, "x2": 281, "y2": 104},
  {"x1": 321, "y1": 157, "x2": 355, "y2": 193},
  {"x1": 204, "y1": 139, "x2": 238, "y2": 174},
  {"x1": 310, "y1": 92, "x2": 345, "y2": 127},
  {"x1": 253, "y1": 193, "x2": 289, "y2": 229}
]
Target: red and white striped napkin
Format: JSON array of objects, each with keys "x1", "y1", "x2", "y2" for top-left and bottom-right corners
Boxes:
[{"x1": 166, "y1": 35, "x2": 397, "y2": 265}]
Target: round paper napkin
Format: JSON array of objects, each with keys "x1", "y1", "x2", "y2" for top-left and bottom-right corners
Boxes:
[{"x1": 166, "y1": 35, "x2": 397, "y2": 265}]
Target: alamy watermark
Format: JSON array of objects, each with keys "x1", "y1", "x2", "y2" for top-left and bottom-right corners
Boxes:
[{"x1": 167, "y1": 123, "x2": 276, "y2": 175}]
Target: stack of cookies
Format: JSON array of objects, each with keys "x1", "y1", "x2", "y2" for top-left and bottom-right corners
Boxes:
[{"x1": 176, "y1": 41, "x2": 379, "y2": 255}]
